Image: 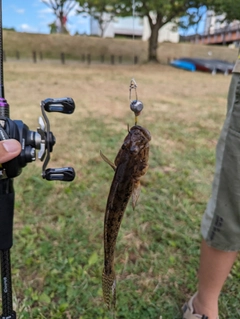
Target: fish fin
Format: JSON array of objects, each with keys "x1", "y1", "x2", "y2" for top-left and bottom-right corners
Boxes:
[
  {"x1": 102, "y1": 268, "x2": 116, "y2": 310},
  {"x1": 100, "y1": 150, "x2": 116, "y2": 171},
  {"x1": 132, "y1": 181, "x2": 141, "y2": 210}
]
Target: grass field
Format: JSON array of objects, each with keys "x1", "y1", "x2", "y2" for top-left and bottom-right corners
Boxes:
[
  {"x1": 3, "y1": 30, "x2": 238, "y2": 64},
  {"x1": 2, "y1": 60, "x2": 240, "y2": 318}
]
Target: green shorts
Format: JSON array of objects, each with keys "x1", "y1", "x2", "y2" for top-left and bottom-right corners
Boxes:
[{"x1": 201, "y1": 60, "x2": 240, "y2": 251}]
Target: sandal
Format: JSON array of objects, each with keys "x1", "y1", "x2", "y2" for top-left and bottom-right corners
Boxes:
[{"x1": 182, "y1": 292, "x2": 219, "y2": 319}]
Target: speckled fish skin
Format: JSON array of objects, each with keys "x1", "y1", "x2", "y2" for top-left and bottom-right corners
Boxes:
[{"x1": 102, "y1": 125, "x2": 151, "y2": 310}]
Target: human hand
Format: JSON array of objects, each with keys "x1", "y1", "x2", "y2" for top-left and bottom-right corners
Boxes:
[{"x1": 0, "y1": 139, "x2": 21, "y2": 164}]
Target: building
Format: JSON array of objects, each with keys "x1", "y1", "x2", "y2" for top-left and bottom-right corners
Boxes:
[
  {"x1": 90, "y1": 15, "x2": 179, "y2": 43},
  {"x1": 90, "y1": 15, "x2": 142, "y2": 38},
  {"x1": 142, "y1": 17, "x2": 179, "y2": 43}
]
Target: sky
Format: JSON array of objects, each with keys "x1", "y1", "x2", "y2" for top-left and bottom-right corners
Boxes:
[
  {"x1": 2, "y1": 0, "x2": 90, "y2": 35},
  {"x1": 2, "y1": 0, "x2": 206, "y2": 36}
]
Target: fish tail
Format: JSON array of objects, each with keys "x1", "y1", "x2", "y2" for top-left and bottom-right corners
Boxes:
[{"x1": 102, "y1": 268, "x2": 116, "y2": 310}]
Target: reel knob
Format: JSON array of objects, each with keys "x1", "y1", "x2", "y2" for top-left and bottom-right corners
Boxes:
[
  {"x1": 43, "y1": 167, "x2": 75, "y2": 181},
  {"x1": 42, "y1": 97, "x2": 75, "y2": 114}
]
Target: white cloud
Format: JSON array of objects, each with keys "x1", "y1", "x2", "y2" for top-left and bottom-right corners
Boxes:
[
  {"x1": 19, "y1": 24, "x2": 37, "y2": 32},
  {"x1": 38, "y1": 8, "x2": 53, "y2": 15},
  {"x1": 38, "y1": 2, "x2": 81, "y2": 18},
  {"x1": 33, "y1": 0, "x2": 43, "y2": 7},
  {"x1": 40, "y1": 0, "x2": 51, "y2": 4},
  {"x1": 16, "y1": 8, "x2": 25, "y2": 14},
  {"x1": 10, "y1": 5, "x2": 25, "y2": 14},
  {"x1": 38, "y1": 7, "x2": 55, "y2": 28},
  {"x1": 68, "y1": 3, "x2": 81, "y2": 17}
]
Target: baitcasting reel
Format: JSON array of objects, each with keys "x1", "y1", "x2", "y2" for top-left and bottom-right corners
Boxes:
[{"x1": 0, "y1": 97, "x2": 75, "y2": 181}]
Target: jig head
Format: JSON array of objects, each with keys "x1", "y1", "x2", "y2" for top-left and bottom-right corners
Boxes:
[{"x1": 129, "y1": 78, "x2": 143, "y2": 125}]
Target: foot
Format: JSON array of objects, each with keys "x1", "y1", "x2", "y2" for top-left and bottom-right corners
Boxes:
[
  {"x1": 182, "y1": 293, "x2": 219, "y2": 319},
  {"x1": 193, "y1": 293, "x2": 219, "y2": 319}
]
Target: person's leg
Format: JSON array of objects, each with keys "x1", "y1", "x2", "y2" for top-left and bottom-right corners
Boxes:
[
  {"x1": 193, "y1": 240, "x2": 238, "y2": 319},
  {"x1": 191, "y1": 72, "x2": 240, "y2": 318},
  {"x1": 183, "y1": 69, "x2": 240, "y2": 319}
]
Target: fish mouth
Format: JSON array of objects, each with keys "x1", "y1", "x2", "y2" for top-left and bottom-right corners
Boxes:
[{"x1": 130, "y1": 125, "x2": 151, "y2": 141}]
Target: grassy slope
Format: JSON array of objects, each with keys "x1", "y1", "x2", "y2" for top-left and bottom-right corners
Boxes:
[
  {"x1": 3, "y1": 30, "x2": 148, "y2": 61},
  {"x1": 3, "y1": 30, "x2": 238, "y2": 63},
  {"x1": 3, "y1": 60, "x2": 240, "y2": 318}
]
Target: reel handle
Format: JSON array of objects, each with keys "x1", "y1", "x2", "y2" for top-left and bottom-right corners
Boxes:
[{"x1": 42, "y1": 97, "x2": 75, "y2": 114}]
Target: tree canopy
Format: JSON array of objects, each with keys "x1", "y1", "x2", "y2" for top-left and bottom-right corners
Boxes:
[
  {"x1": 209, "y1": 0, "x2": 240, "y2": 23},
  {"x1": 42, "y1": 0, "x2": 78, "y2": 33},
  {"x1": 110, "y1": 0, "x2": 240, "y2": 61},
  {"x1": 113, "y1": 0, "x2": 208, "y2": 61},
  {"x1": 76, "y1": 0, "x2": 128, "y2": 37}
]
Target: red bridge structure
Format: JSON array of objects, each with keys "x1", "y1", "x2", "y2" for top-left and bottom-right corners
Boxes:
[{"x1": 183, "y1": 24, "x2": 240, "y2": 46}]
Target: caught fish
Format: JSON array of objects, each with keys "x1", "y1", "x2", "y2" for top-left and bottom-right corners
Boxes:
[{"x1": 101, "y1": 124, "x2": 151, "y2": 309}]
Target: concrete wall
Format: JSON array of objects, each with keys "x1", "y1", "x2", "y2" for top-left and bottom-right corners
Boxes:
[{"x1": 157, "y1": 42, "x2": 239, "y2": 64}]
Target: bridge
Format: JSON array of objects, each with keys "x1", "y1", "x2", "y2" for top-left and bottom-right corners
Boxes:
[{"x1": 183, "y1": 25, "x2": 240, "y2": 46}]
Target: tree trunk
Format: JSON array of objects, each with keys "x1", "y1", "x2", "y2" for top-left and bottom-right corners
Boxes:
[
  {"x1": 147, "y1": 13, "x2": 163, "y2": 62},
  {"x1": 148, "y1": 24, "x2": 159, "y2": 62},
  {"x1": 59, "y1": 12, "x2": 64, "y2": 33},
  {"x1": 99, "y1": 19, "x2": 104, "y2": 37}
]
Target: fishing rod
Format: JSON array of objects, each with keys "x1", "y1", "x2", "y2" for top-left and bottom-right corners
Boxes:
[{"x1": 0, "y1": 1, "x2": 76, "y2": 317}]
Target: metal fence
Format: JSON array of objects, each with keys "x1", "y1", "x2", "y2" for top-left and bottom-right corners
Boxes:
[{"x1": 3, "y1": 50, "x2": 139, "y2": 65}]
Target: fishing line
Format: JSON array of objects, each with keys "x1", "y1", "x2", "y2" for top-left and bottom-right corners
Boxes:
[
  {"x1": 129, "y1": 0, "x2": 144, "y2": 125},
  {"x1": 132, "y1": 0, "x2": 135, "y2": 42}
]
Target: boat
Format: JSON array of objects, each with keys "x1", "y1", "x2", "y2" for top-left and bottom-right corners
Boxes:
[
  {"x1": 170, "y1": 59, "x2": 196, "y2": 71},
  {"x1": 170, "y1": 57, "x2": 234, "y2": 74}
]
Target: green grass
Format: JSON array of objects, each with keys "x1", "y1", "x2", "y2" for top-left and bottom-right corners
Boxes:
[{"x1": 1, "y1": 61, "x2": 239, "y2": 318}]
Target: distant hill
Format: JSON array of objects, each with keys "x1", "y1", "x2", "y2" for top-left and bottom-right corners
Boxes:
[{"x1": 2, "y1": 30, "x2": 238, "y2": 64}]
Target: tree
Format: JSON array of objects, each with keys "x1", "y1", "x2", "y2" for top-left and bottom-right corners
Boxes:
[
  {"x1": 3, "y1": 27, "x2": 16, "y2": 32},
  {"x1": 42, "y1": 0, "x2": 78, "y2": 34},
  {"x1": 117, "y1": 0, "x2": 208, "y2": 62},
  {"x1": 209, "y1": 0, "x2": 240, "y2": 22},
  {"x1": 76, "y1": 0, "x2": 120, "y2": 37}
]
